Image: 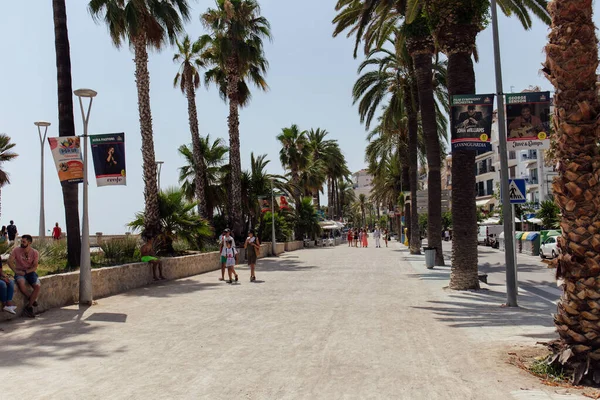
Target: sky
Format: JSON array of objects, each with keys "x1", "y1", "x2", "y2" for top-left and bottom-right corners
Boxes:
[{"x1": 0, "y1": 1, "x2": 597, "y2": 235}]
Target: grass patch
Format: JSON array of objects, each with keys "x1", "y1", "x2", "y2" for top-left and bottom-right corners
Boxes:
[{"x1": 529, "y1": 359, "x2": 567, "y2": 383}]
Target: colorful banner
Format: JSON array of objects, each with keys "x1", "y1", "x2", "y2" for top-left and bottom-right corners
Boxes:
[
  {"x1": 275, "y1": 195, "x2": 291, "y2": 210},
  {"x1": 506, "y1": 92, "x2": 551, "y2": 150},
  {"x1": 258, "y1": 196, "x2": 271, "y2": 213},
  {"x1": 47, "y1": 136, "x2": 83, "y2": 183},
  {"x1": 450, "y1": 94, "x2": 495, "y2": 151},
  {"x1": 90, "y1": 133, "x2": 126, "y2": 186}
]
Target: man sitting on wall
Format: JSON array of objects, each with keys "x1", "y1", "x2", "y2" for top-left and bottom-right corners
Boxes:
[
  {"x1": 141, "y1": 235, "x2": 165, "y2": 281},
  {"x1": 8, "y1": 235, "x2": 40, "y2": 318}
]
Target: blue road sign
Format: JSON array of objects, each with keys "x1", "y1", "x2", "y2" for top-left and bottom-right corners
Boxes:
[{"x1": 507, "y1": 179, "x2": 527, "y2": 204}]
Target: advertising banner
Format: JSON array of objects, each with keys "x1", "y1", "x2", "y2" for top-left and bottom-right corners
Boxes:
[
  {"x1": 258, "y1": 196, "x2": 271, "y2": 213},
  {"x1": 450, "y1": 94, "x2": 495, "y2": 151},
  {"x1": 90, "y1": 133, "x2": 126, "y2": 186},
  {"x1": 506, "y1": 91, "x2": 551, "y2": 150},
  {"x1": 47, "y1": 136, "x2": 84, "y2": 183},
  {"x1": 275, "y1": 195, "x2": 291, "y2": 210}
]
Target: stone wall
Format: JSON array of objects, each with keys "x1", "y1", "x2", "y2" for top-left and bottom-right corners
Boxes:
[
  {"x1": 0, "y1": 243, "x2": 280, "y2": 321},
  {"x1": 284, "y1": 241, "x2": 303, "y2": 252}
]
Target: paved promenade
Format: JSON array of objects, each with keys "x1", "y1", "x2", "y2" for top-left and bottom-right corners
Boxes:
[{"x1": 0, "y1": 241, "x2": 588, "y2": 399}]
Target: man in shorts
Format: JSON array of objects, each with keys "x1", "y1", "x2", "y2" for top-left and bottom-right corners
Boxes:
[
  {"x1": 141, "y1": 236, "x2": 164, "y2": 281},
  {"x1": 7, "y1": 220, "x2": 17, "y2": 244},
  {"x1": 8, "y1": 235, "x2": 40, "y2": 318},
  {"x1": 219, "y1": 229, "x2": 235, "y2": 281}
]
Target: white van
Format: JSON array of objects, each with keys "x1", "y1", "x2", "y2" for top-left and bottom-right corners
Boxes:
[{"x1": 478, "y1": 225, "x2": 503, "y2": 248}]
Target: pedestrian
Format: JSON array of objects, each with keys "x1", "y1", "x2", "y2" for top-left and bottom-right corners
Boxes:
[
  {"x1": 347, "y1": 229, "x2": 353, "y2": 247},
  {"x1": 219, "y1": 229, "x2": 235, "y2": 281},
  {"x1": 244, "y1": 229, "x2": 260, "y2": 282},
  {"x1": 0, "y1": 226, "x2": 7, "y2": 244},
  {"x1": 140, "y1": 235, "x2": 165, "y2": 281},
  {"x1": 222, "y1": 239, "x2": 239, "y2": 284},
  {"x1": 444, "y1": 230, "x2": 450, "y2": 242},
  {"x1": 358, "y1": 229, "x2": 363, "y2": 248},
  {"x1": 7, "y1": 220, "x2": 17, "y2": 244},
  {"x1": 8, "y1": 235, "x2": 40, "y2": 318},
  {"x1": 0, "y1": 258, "x2": 16, "y2": 314},
  {"x1": 373, "y1": 226, "x2": 381, "y2": 248},
  {"x1": 52, "y1": 223, "x2": 62, "y2": 241},
  {"x1": 383, "y1": 229, "x2": 388, "y2": 247},
  {"x1": 362, "y1": 228, "x2": 369, "y2": 248}
]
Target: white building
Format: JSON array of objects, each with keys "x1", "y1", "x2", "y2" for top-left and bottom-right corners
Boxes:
[{"x1": 352, "y1": 169, "x2": 374, "y2": 199}]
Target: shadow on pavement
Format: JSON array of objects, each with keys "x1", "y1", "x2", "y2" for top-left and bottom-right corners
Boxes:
[
  {"x1": 255, "y1": 258, "x2": 316, "y2": 272},
  {"x1": 0, "y1": 306, "x2": 120, "y2": 367},
  {"x1": 121, "y1": 279, "x2": 221, "y2": 299}
]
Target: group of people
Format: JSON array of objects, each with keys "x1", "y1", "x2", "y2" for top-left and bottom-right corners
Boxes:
[
  {"x1": 0, "y1": 234, "x2": 42, "y2": 318},
  {"x1": 347, "y1": 227, "x2": 388, "y2": 248},
  {"x1": 0, "y1": 220, "x2": 18, "y2": 244},
  {"x1": 218, "y1": 228, "x2": 261, "y2": 284}
]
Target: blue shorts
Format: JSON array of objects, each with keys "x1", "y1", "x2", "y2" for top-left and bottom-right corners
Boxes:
[{"x1": 15, "y1": 272, "x2": 41, "y2": 287}]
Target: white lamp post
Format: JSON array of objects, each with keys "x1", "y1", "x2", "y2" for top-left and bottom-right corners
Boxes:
[
  {"x1": 156, "y1": 160, "x2": 164, "y2": 189},
  {"x1": 34, "y1": 121, "x2": 51, "y2": 239},
  {"x1": 74, "y1": 88, "x2": 97, "y2": 306}
]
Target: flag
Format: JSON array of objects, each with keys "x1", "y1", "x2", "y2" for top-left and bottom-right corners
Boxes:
[
  {"x1": 90, "y1": 133, "x2": 126, "y2": 186},
  {"x1": 506, "y1": 91, "x2": 551, "y2": 150},
  {"x1": 450, "y1": 94, "x2": 494, "y2": 151},
  {"x1": 47, "y1": 136, "x2": 83, "y2": 183}
]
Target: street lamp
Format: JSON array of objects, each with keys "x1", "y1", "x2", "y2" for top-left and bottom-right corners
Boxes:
[
  {"x1": 34, "y1": 121, "x2": 51, "y2": 239},
  {"x1": 156, "y1": 160, "x2": 164, "y2": 189},
  {"x1": 74, "y1": 88, "x2": 97, "y2": 306}
]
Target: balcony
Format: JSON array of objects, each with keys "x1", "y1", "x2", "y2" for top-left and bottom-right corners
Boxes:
[
  {"x1": 476, "y1": 165, "x2": 495, "y2": 176},
  {"x1": 524, "y1": 176, "x2": 539, "y2": 185}
]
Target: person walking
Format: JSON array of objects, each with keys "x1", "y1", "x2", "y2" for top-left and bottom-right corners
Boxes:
[
  {"x1": 52, "y1": 223, "x2": 62, "y2": 241},
  {"x1": 347, "y1": 229, "x2": 353, "y2": 247},
  {"x1": 358, "y1": 229, "x2": 363, "y2": 248},
  {"x1": 354, "y1": 229, "x2": 359, "y2": 247},
  {"x1": 6, "y1": 220, "x2": 17, "y2": 244},
  {"x1": 362, "y1": 228, "x2": 369, "y2": 248},
  {"x1": 222, "y1": 240, "x2": 239, "y2": 284},
  {"x1": 0, "y1": 226, "x2": 8, "y2": 244},
  {"x1": 383, "y1": 229, "x2": 389, "y2": 247},
  {"x1": 444, "y1": 230, "x2": 450, "y2": 242},
  {"x1": 373, "y1": 226, "x2": 381, "y2": 248},
  {"x1": 244, "y1": 229, "x2": 260, "y2": 282},
  {"x1": 219, "y1": 229, "x2": 235, "y2": 281}
]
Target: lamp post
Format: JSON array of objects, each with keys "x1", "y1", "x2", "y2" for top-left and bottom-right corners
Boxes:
[
  {"x1": 74, "y1": 88, "x2": 97, "y2": 306},
  {"x1": 271, "y1": 178, "x2": 276, "y2": 256},
  {"x1": 156, "y1": 160, "x2": 164, "y2": 189},
  {"x1": 34, "y1": 121, "x2": 51, "y2": 239}
]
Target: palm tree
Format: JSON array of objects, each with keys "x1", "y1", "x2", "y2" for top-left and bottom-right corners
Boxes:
[
  {"x1": 173, "y1": 35, "x2": 208, "y2": 218},
  {"x1": 355, "y1": 193, "x2": 368, "y2": 226},
  {"x1": 129, "y1": 187, "x2": 213, "y2": 253},
  {"x1": 295, "y1": 197, "x2": 322, "y2": 240},
  {"x1": 200, "y1": 0, "x2": 271, "y2": 241},
  {"x1": 306, "y1": 128, "x2": 335, "y2": 206},
  {"x1": 53, "y1": 0, "x2": 81, "y2": 267},
  {"x1": 543, "y1": 0, "x2": 600, "y2": 382},
  {"x1": 0, "y1": 134, "x2": 18, "y2": 219},
  {"x1": 277, "y1": 124, "x2": 310, "y2": 199},
  {"x1": 89, "y1": 0, "x2": 191, "y2": 239}
]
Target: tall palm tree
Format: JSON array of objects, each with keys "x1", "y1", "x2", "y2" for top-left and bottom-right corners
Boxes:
[
  {"x1": 200, "y1": 0, "x2": 271, "y2": 240},
  {"x1": 178, "y1": 134, "x2": 229, "y2": 220},
  {"x1": 277, "y1": 124, "x2": 310, "y2": 199},
  {"x1": 52, "y1": 0, "x2": 81, "y2": 267},
  {"x1": 0, "y1": 134, "x2": 18, "y2": 220},
  {"x1": 306, "y1": 128, "x2": 335, "y2": 206},
  {"x1": 89, "y1": 0, "x2": 191, "y2": 239},
  {"x1": 173, "y1": 35, "x2": 208, "y2": 218},
  {"x1": 354, "y1": 193, "x2": 368, "y2": 226},
  {"x1": 543, "y1": 0, "x2": 600, "y2": 383}
]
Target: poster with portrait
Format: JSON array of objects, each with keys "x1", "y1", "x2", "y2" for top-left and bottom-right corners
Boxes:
[
  {"x1": 258, "y1": 196, "x2": 271, "y2": 213},
  {"x1": 90, "y1": 133, "x2": 126, "y2": 186},
  {"x1": 506, "y1": 92, "x2": 551, "y2": 150},
  {"x1": 450, "y1": 94, "x2": 495, "y2": 151},
  {"x1": 47, "y1": 136, "x2": 84, "y2": 183},
  {"x1": 275, "y1": 195, "x2": 291, "y2": 210}
]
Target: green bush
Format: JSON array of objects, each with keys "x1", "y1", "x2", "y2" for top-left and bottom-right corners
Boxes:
[{"x1": 98, "y1": 238, "x2": 139, "y2": 265}]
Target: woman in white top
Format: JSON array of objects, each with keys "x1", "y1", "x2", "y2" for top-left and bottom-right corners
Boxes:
[{"x1": 221, "y1": 240, "x2": 239, "y2": 284}]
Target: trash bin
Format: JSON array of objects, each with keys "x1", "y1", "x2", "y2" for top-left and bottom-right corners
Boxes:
[{"x1": 424, "y1": 247, "x2": 435, "y2": 269}]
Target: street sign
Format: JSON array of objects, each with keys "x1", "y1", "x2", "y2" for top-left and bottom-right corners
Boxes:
[{"x1": 507, "y1": 179, "x2": 526, "y2": 204}]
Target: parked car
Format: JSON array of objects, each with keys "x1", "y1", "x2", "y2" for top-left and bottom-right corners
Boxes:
[{"x1": 540, "y1": 236, "x2": 559, "y2": 259}]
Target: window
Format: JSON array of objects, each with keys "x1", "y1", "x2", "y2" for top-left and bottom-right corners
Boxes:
[
  {"x1": 509, "y1": 151, "x2": 516, "y2": 160},
  {"x1": 509, "y1": 166, "x2": 516, "y2": 178},
  {"x1": 476, "y1": 181, "x2": 485, "y2": 197},
  {"x1": 486, "y1": 179, "x2": 494, "y2": 196}
]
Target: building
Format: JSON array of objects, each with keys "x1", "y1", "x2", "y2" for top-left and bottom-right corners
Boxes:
[{"x1": 352, "y1": 169, "x2": 374, "y2": 199}]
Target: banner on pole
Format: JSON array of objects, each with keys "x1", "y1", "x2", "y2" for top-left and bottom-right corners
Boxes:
[
  {"x1": 47, "y1": 136, "x2": 84, "y2": 183},
  {"x1": 258, "y1": 196, "x2": 271, "y2": 213},
  {"x1": 275, "y1": 195, "x2": 291, "y2": 210},
  {"x1": 90, "y1": 133, "x2": 126, "y2": 186},
  {"x1": 450, "y1": 94, "x2": 494, "y2": 151},
  {"x1": 506, "y1": 91, "x2": 551, "y2": 150}
]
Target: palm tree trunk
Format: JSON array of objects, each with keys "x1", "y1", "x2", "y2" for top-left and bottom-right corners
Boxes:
[
  {"x1": 544, "y1": 0, "x2": 600, "y2": 382},
  {"x1": 133, "y1": 34, "x2": 161, "y2": 238},
  {"x1": 226, "y1": 57, "x2": 244, "y2": 240},
  {"x1": 447, "y1": 52, "x2": 479, "y2": 290},
  {"x1": 52, "y1": 0, "x2": 81, "y2": 267},
  {"x1": 411, "y1": 45, "x2": 444, "y2": 266},
  {"x1": 328, "y1": 176, "x2": 333, "y2": 219},
  {"x1": 404, "y1": 80, "x2": 421, "y2": 255},
  {"x1": 184, "y1": 70, "x2": 208, "y2": 219}
]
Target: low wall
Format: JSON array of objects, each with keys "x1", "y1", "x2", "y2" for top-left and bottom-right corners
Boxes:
[
  {"x1": 0, "y1": 242, "x2": 298, "y2": 321},
  {"x1": 285, "y1": 241, "x2": 303, "y2": 252}
]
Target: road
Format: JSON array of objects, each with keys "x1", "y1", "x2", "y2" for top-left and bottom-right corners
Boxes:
[{"x1": 0, "y1": 241, "x2": 586, "y2": 399}]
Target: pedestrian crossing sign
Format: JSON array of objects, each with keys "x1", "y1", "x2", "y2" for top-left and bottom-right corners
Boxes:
[{"x1": 507, "y1": 179, "x2": 526, "y2": 204}]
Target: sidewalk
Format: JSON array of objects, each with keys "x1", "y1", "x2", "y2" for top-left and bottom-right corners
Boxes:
[{"x1": 0, "y1": 242, "x2": 587, "y2": 399}]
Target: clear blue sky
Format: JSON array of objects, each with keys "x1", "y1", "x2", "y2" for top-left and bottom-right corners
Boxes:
[{"x1": 0, "y1": 1, "x2": 594, "y2": 235}]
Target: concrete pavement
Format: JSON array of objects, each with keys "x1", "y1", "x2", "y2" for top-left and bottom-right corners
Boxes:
[{"x1": 0, "y1": 241, "x2": 588, "y2": 399}]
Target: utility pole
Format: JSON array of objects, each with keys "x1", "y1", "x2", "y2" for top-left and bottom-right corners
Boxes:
[
  {"x1": 491, "y1": 0, "x2": 518, "y2": 307},
  {"x1": 271, "y1": 179, "x2": 276, "y2": 256}
]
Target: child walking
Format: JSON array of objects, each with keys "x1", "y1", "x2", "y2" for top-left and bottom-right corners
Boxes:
[{"x1": 222, "y1": 240, "x2": 239, "y2": 283}]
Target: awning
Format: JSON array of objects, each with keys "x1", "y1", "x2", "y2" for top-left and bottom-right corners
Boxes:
[
  {"x1": 525, "y1": 217, "x2": 542, "y2": 225},
  {"x1": 476, "y1": 198, "x2": 493, "y2": 207},
  {"x1": 480, "y1": 217, "x2": 500, "y2": 225}
]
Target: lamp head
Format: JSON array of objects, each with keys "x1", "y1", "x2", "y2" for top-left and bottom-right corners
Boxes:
[
  {"x1": 74, "y1": 88, "x2": 97, "y2": 98},
  {"x1": 34, "y1": 121, "x2": 51, "y2": 127},
  {"x1": 156, "y1": 160, "x2": 164, "y2": 165}
]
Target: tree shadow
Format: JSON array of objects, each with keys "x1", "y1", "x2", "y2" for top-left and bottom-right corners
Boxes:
[
  {"x1": 0, "y1": 306, "x2": 122, "y2": 367},
  {"x1": 120, "y1": 279, "x2": 221, "y2": 299},
  {"x1": 251, "y1": 258, "x2": 317, "y2": 272}
]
